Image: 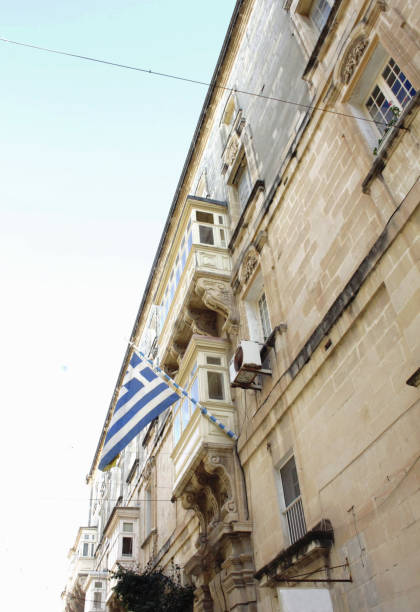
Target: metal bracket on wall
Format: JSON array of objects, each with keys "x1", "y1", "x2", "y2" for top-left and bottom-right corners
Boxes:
[{"x1": 274, "y1": 559, "x2": 352, "y2": 584}]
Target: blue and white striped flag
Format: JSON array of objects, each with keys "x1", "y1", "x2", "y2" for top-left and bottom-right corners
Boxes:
[{"x1": 99, "y1": 352, "x2": 179, "y2": 471}]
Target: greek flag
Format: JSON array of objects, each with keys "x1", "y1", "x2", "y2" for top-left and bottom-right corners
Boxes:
[{"x1": 99, "y1": 352, "x2": 179, "y2": 471}]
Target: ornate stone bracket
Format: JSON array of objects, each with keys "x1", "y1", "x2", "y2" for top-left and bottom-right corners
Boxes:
[
  {"x1": 184, "y1": 307, "x2": 218, "y2": 337},
  {"x1": 195, "y1": 277, "x2": 239, "y2": 336},
  {"x1": 175, "y1": 446, "x2": 257, "y2": 611},
  {"x1": 180, "y1": 451, "x2": 238, "y2": 544}
]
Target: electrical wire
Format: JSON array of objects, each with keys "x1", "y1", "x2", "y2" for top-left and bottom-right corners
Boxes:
[{"x1": 0, "y1": 36, "x2": 408, "y2": 131}]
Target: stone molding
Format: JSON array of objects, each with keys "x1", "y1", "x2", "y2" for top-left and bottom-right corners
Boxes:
[
  {"x1": 195, "y1": 277, "x2": 239, "y2": 335},
  {"x1": 341, "y1": 37, "x2": 369, "y2": 84},
  {"x1": 240, "y1": 247, "x2": 259, "y2": 286}
]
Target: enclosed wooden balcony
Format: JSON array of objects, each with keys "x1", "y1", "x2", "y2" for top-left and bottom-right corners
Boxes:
[{"x1": 152, "y1": 196, "x2": 236, "y2": 375}]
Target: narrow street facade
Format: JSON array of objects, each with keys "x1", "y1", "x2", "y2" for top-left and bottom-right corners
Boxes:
[{"x1": 63, "y1": 1, "x2": 420, "y2": 610}]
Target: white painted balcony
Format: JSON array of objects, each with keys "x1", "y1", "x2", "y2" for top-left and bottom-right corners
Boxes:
[
  {"x1": 170, "y1": 336, "x2": 237, "y2": 496},
  {"x1": 158, "y1": 249, "x2": 231, "y2": 364},
  {"x1": 102, "y1": 506, "x2": 139, "y2": 572}
]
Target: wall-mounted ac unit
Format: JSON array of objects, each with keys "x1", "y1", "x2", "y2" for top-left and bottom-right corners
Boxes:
[{"x1": 229, "y1": 340, "x2": 262, "y2": 387}]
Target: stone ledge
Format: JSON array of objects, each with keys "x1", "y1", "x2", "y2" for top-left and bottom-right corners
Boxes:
[{"x1": 254, "y1": 519, "x2": 334, "y2": 582}]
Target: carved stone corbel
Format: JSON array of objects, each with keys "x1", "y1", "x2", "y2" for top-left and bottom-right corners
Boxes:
[
  {"x1": 195, "y1": 277, "x2": 239, "y2": 334},
  {"x1": 184, "y1": 307, "x2": 217, "y2": 337},
  {"x1": 181, "y1": 491, "x2": 208, "y2": 537}
]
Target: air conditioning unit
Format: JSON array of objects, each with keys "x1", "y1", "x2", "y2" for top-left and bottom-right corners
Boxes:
[{"x1": 229, "y1": 340, "x2": 262, "y2": 387}]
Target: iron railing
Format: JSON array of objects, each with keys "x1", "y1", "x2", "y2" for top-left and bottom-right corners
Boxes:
[{"x1": 283, "y1": 496, "x2": 307, "y2": 545}]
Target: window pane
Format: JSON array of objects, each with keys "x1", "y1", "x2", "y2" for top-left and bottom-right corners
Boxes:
[
  {"x1": 280, "y1": 456, "x2": 301, "y2": 507},
  {"x1": 235, "y1": 162, "x2": 251, "y2": 210},
  {"x1": 94, "y1": 582, "x2": 102, "y2": 588},
  {"x1": 199, "y1": 225, "x2": 214, "y2": 245},
  {"x1": 311, "y1": 0, "x2": 332, "y2": 31},
  {"x1": 207, "y1": 356, "x2": 221, "y2": 365},
  {"x1": 122, "y1": 537, "x2": 133, "y2": 556},
  {"x1": 122, "y1": 522, "x2": 133, "y2": 533},
  {"x1": 173, "y1": 413, "x2": 181, "y2": 444},
  {"x1": 190, "y1": 377, "x2": 199, "y2": 402},
  {"x1": 207, "y1": 371, "x2": 224, "y2": 400},
  {"x1": 258, "y1": 293, "x2": 271, "y2": 340},
  {"x1": 196, "y1": 211, "x2": 214, "y2": 224},
  {"x1": 181, "y1": 397, "x2": 190, "y2": 429},
  {"x1": 82, "y1": 543, "x2": 89, "y2": 556}
]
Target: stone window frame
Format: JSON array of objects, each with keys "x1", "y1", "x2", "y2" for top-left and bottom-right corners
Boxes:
[
  {"x1": 230, "y1": 152, "x2": 252, "y2": 212},
  {"x1": 274, "y1": 450, "x2": 307, "y2": 547},
  {"x1": 341, "y1": 39, "x2": 419, "y2": 156},
  {"x1": 321, "y1": 6, "x2": 420, "y2": 165},
  {"x1": 286, "y1": 0, "x2": 336, "y2": 61},
  {"x1": 363, "y1": 56, "x2": 416, "y2": 141},
  {"x1": 309, "y1": 0, "x2": 333, "y2": 32},
  {"x1": 242, "y1": 268, "x2": 272, "y2": 345},
  {"x1": 219, "y1": 91, "x2": 239, "y2": 149}
]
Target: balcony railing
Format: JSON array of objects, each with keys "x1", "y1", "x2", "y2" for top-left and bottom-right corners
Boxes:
[{"x1": 283, "y1": 496, "x2": 307, "y2": 545}]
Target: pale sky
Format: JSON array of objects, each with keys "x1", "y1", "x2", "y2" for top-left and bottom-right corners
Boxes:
[{"x1": 0, "y1": 1, "x2": 236, "y2": 608}]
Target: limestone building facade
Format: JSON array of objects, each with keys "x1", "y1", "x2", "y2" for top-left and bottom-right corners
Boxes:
[{"x1": 64, "y1": 1, "x2": 420, "y2": 610}]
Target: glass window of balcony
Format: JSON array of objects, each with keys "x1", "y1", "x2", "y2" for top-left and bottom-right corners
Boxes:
[
  {"x1": 173, "y1": 363, "x2": 198, "y2": 445},
  {"x1": 122, "y1": 536, "x2": 133, "y2": 556},
  {"x1": 122, "y1": 522, "x2": 133, "y2": 533},
  {"x1": 93, "y1": 592, "x2": 102, "y2": 609},
  {"x1": 199, "y1": 225, "x2": 215, "y2": 245},
  {"x1": 206, "y1": 356, "x2": 221, "y2": 365},
  {"x1": 196, "y1": 211, "x2": 214, "y2": 224},
  {"x1": 159, "y1": 208, "x2": 229, "y2": 334},
  {"x1": 207, "y1": 371, "x2": 224, "y2": 400}
]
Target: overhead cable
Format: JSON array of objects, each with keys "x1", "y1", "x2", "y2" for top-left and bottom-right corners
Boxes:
[{"x1": 0, "y1": 36, "x2": 408, "y2": 131}]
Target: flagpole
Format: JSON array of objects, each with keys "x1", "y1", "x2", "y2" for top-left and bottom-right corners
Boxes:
[{"x1": 129, "y1": 342, "x2": 239, "y2": 441}]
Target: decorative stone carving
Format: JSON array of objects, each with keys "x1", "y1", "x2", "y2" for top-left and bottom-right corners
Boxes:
[
  {"x1": 341, "y1": 38, "x2": 369, "y2": 84},
  {"x1": 176, "y1": 446, "x2": 258, "y2": 611},
  {"x1": 195, "y1": 277, "x2": 239, "y2": 334},
  {"x1": 240, "y1": 248, "x2": 259, "y2": 285},
  {"x1": 225, "y1": 136, "x2": 239, "y2": 166},
  {"x1": 184, "y1": 307, "x2": 217, "y2": 337},
  {"x1": 143, "y1": 456, "x2": 155, "y2": 482}
]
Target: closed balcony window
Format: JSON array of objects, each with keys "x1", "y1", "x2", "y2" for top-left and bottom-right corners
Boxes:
[
  {"x1": 196, "y1": 211, "x2": 214, "y2": 224},
  {"x1": 122, "y1": 536, "x2": 133, "y2": 556},
  {"x1": 199, "y1": 225, "x2": 215, "y2": 245},
  {"x1": 207, "y1": 371, "x2": 224, "y2": 400},
  {"x1": 310, "y1": 0, "x2": 333, "y2": 32},
  {"x1": 173, "y1": 364, "x2": 199, "y2": 445}
]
